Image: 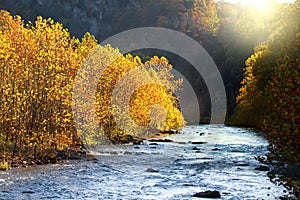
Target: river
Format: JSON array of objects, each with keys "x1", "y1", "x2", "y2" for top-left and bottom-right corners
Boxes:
[{"x1": 0, "y1": 125, "x2": 292, "y2": 199}]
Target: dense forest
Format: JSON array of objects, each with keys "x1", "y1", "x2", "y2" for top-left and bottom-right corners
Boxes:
[
  {"x1": 0, "y1": 0, "x2": 299, "y2": 198},
  {"x1": 1, "y1": 0, "x2": 268, "y2": 118}
]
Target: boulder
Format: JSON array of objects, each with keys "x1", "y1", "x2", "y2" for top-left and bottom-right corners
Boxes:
[
  {"x1": 192, "y1": 147, "x2": 201, "y2": 151},
  {"x1": 191, "y1": 141, "x2": 207, "y2": 144},
  {"x1": 193, "y1": 190, "x2": 221, "y2": 198},
  {"x1": 148, "y1": 139, "x2": 173, "y2": 143},
  {"x1": 146, "y1": 168, "x2": 158, "y2": 173},
  {"x1": 177, "y1": 142, "x2": 187, "y2": 144},
  {"x1": 255, "y1": 165, "x2": 270, "y2": 171},
  {"x1": 160, "y1": 129, "x2": 178, "y2": 134},
  {"x1": 133, "y1": 139, "x2": 144, "y2": 145},
  {"x1": 22, "y1": 191, "x2": 35, "y2": 194}
]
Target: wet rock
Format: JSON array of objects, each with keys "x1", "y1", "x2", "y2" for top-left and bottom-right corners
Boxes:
[
  {"x1": 69, "y1": 156, "x2": 80, "y2": 160},
  {"x1": 35, "y1": 160, "x2": 43, "y2": 165},
  {"x1": 22, "y1": 191, "x2": 35, "y2": 194},
  {"x1": 199, "y1": 132, "x2": 205, "y2": 136},
  {"x1": 134, "y1": 146, "x2": 140, "y2": 149},
  {"x1": 184, "y1": 183, "x2": 194, "y2": 186},
  {"x1": 148, "y1": 139, "x2": 173, "y2": 143},
  {"x1": 193, "y1": 190, "x2": 221, "y2": 198},
  {"x1": 160, "y1": 129, "x2": 178, "y2": 134},
  {"x1": 85, "y1": 154, "x2": 97, "y2": 161},
  {"x1": 177, "y1": 142, "x2": 186, "y2": 144},
  {"x1": 212, "y1": 148, "x2": 220, "y2": 151},
  {"x1": 146, "y1": 168, "x2": 158, "y2": 173},
  {"x1": 238, "y1": 163, "x2": 249, "y2": 166},
  {"x1": 192, "y1": 147, "x2": 201, "y2": 151},
  {"x1": 169, "y1": 129, "x2": 178, "y2": 134},
  {"x1": 133, "y1": 139, "x2": 144, "y2": 145},
  {"x1": 200, "y1": 157, "x2": 214, "y2": 160},
  {"x1": 255, "y1": 165, "x2": 270, "y2": 171},
  {"x1": 191, "y1": 141, "x2": 207, "y2": 144},
  {"x1": 149, "y1": 143, "x2": 158, "y2": 145},
  {"x1": 49, "y1": 159, "x2": 58, "y2": 164},
  {"x1": 123, "y1": 135, "x2": 134, "y2": 143}
]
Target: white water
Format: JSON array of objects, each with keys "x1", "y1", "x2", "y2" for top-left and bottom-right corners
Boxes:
[{"x1": 0, "y1": 125, "x2": 292, "y2": 199}]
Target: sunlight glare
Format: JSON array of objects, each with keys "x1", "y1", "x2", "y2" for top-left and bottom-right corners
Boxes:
[
  {"x1": 216, "y1": 0, "x2": 297, "y2": 12},
  {"x1": 247, "y1": 0, "x2": 269, "y2": 11},
  {"x1": 236, "y1": 0, "x2": 271, "y2": 12}
]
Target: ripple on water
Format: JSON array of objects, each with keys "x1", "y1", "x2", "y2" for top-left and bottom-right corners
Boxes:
[{"x1": 0, "y1": 125, "x2": 293, "y2": 199}]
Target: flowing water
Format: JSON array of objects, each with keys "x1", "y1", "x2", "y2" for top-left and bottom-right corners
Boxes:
[{"x1": 0, "y1": 125, "x2": 292, "y2": 199}]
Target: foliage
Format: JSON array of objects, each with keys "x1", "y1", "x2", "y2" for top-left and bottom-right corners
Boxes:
[
  {"x1": 0, "y1": 161, "x2": 9, "y2": 170},
  {"x1": 93, "y1": 54, "x2": 185, "y2": 144},
  {"x1": 0, "y1": 10, "x2": 185, "y2": 157},
  {"x1": 233, "y1": 1, "x2": 300, "y2": 164},
  {"x1": 0, "y1": 10, "x2": 82, "y2": 156},
  {"x1": 232, "y1": 1, "x2": 300, "y2": 197}
]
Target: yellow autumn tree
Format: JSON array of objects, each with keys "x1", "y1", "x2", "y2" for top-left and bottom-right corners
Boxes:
[
  {"x1": 0, "y1": 10, "x2": 186, "y2": 157},
  {"x1": 0, "y1": 11, "x2": 100, "y2": 157},
  {"x1": 93, "y1": 54, "x2": 185, "y2": 144}
]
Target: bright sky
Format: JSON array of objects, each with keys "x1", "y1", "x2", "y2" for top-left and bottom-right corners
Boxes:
[
  {"x1": 217, "y1": 0, "x2": 296, "y2": 12},
  {"x1": 221, "y1": 0, "x2": 296, "y2": 3}
]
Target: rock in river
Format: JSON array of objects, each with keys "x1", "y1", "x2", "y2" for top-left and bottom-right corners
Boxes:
[
  {"x1": 192, "y1": 147, "x2": 201, "y2": 151},
  {"x1": 255, "y1": 165, "x2": 270, "y2": 171},
  {"x1": 148, "y1": 139, "x2": 173, "y2": 143},
  {"x1": 191, "y1": 141, "x2": 207, "y2": 144},
  {"x1": 146, "y1": 168, "x2": 159, "y2": 173},
  {"x1": 133, "y1": 139, "x2": 144, "y2": 145},
  {"x1": 193, "y1": 190, "x2": 221, "y2": 198},
  {"x1": 22, "y1": 191, "x2": 35, "y2": 194}
]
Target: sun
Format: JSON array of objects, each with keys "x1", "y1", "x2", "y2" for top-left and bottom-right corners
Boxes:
[{"x1": 240, "y1": 0, "x2": 271, "y2": 11}]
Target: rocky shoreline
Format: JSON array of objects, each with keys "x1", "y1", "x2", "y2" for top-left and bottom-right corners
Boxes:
[
  {"x1": 0, "y1": 148, "x2": 87, "y2": 170},
  {"x1": 0, "y1": 130, "x2": 180, "y2": 171}
]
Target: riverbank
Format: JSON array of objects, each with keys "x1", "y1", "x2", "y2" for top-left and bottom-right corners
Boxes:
[
  {"x1": 266, "y1": 163, "x2": 300, "y2": 198},
  {"x1": 0, "y1": 130, "x2": 179, "y2": 171},
  {"x1": 226, "y1": 123, "x2": 300, "y2": 198},
  {"x1": 0, "y1": 148, "x2": 87, "y2": 170}
]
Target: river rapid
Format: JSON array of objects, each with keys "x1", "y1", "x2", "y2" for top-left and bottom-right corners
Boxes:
[{"x1": 0, "y1": 125, "x2": 292, "y2": 199}]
